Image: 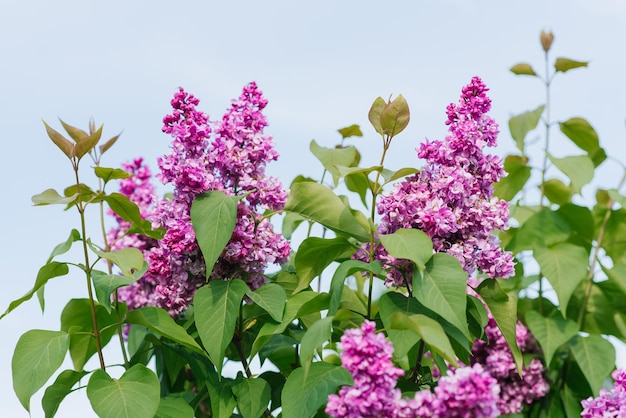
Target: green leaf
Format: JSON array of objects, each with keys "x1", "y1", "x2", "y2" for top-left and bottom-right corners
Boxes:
[
  {"x1": 380, "y1": 94, "x2": 410, "y2": 137},
  {"x1": 554, "y1": 57, "x2": 589, "y2": 73},
  {"x1": 300, "y1": 316, "x2": 334, "y2": 374},
  {"x1": 294, "y1": 236, "x2": 355, "y2": 293},
  {"x1": 494, "y1": 155, "x2": 532, "y2": 201},
  {"x1": 337, "y1": 124, "x2": 363, "y2": 139},
  {"x1": 559, "y1": 117, "x2": 605, "y2": 166},
  {"x1": 43, "y1": 120, "x2": 74, "y2": 158},
  {"x1": 12, "y1": 330, "x2": 69, "y2": 411},
  {"x1": 59, "y1": 118, "x2": 88, "y2": 142},
  {"x1": 556, "y1": 204, "x2": 595, "y2": 249},
  {"x1": 73, "y1": 123, "x2": 102, "y2": 160},
  {"x1": 99, "y1": 132, "x2": 121, "y2": 155},
  {"x1": 104, "y1": 193, "x2": 163, "y2": 239},
  {"x1": 413, "y1": 253, "x2": 470, "y2": 339},
  {"x1": 381, "y1": 167, "x2": 419, "y2": 184},
  {"x1": 524, "y1": 311, "x2": 578, "y2": 365},
  {"x1": 190, "y1": 191, "x2": 239, "y2": 279},
  {"x1": 206, "y1": 379, "x2": 237, "y2": 418},
  {"x1": 548, "y1": 154, "x2": 594, "y2": 194},
  {"x1": 281, "y1": 212, "x2": 306, "y2": 240},
  {"x1": 246, "y1": 283, "x2": 286, "y2": 322},
  {"x1": 87, "y1": 364, "x2": 160, "y2": 418},
  {"x1": 61, "y1": 299, "x2": 119, "y2": 371},
  {"x1": 309, "y1": 140, "x2": 359, "y2": 187},
  {"x1": 543, "y1": 178, "x2": 573, "y2": 205},
  {"x1": 507, "y1": 208, "x2": 570, "y2": 253},
  {"x1": 95, "y1": 247, "x2": 144, "y2": 278},
  {"x1": 389, "y1": 312, "x2": 457, "y2": 365},
  {"x1": 600, "y1": 208, "x2": 626, "y2": 264},
  {"x1": 1, "y1": 261, "x2": 69, "y2": 319},
  {"x1": 569, "y1": 334, "x2": 615, "y2": 395},
  {"x1": 91, "y1": 271, "x2": 137, "y2": 313},
  {"x1": 535, "y1": 243, "x2": 588, "y2": 313},
  {"x1": 281, "y1": 362, "x2": 353, "y2": 418},
  {"x1": 94, "y1": 167, "x2": 132, "y2": 183},
  {"x1": 329, "y1": 260, "x2": 382, "y2": 315},
  {"x1": 509, "y1": 105, "x2": 544, "y2": 152},
  {"x1": 510, "y1": 63, "x2": 538, "y2": 76},
  {"x1": 42, "y1": 369, "x2": 88, "y2": 418},
  {"x1": 193, "y1": 279, "x2": 248, "y2": 374},
  {"x1": 125, "y1": 306, "x2": 205, "y2": 355},
  {"x1": 284, "y1": 182, "x2": 369, "y2": 241},
  {"x1": 378, "y1": 292, "x2": 424, "y2": 358},
  {"x1": 608, "y1": 189, "x2": 626, "y2": 208},
  {"x1": 32, "y1": 188, "x2": 79, "y2": 206},
  {"x1": 477, "y1": 280, "x2": 523, "y2": 373},
  {"x1": 232, "y1": 377, "x2": 271, "y2": 418},
  {"x1": 368, "y1": 97, "x2": 386, "y2": 136},
  {"x1": 380, "y1": 228, "x2": 433, "y2": 272},
  {"x1": 47, "y1": 229, "x2": 81, "y2": 263},
  {"x1": 155, "y1": 396, "x2": 195, "y2": 418}
]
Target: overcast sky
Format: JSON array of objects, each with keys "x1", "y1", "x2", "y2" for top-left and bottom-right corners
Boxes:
[{"x1": 2, "y1": 1, "x2": 626, "y2": 416}]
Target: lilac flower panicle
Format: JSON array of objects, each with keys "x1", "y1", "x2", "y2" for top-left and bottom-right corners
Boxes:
[
  {"x1": 471, "y1": 318, "x2": 549, "y2": 415},
  {"x1": 367, "y1": 76, "x2": 514, "y2": 286},
  {"x1": 581, "y1": 368, "x2": 626, "y2": 417},
  {"x1": 109, "y1": 83, "x2": 290, "y2": 314},
  {"x1": 327, "y1": 321, "x2": 501, "y2": 418}
]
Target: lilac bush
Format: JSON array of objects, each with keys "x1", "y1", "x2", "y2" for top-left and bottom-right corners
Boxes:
[{"x1": 581, "y1": 369, "x2": 626, "y2": 417}]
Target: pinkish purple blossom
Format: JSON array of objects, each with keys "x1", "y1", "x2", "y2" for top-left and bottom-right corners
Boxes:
[
  {"x1": 471, "y1": 318, "x2": 549, "y2": 415},
  {"x1": 581, "y1": 369, "x2": 626, "y2": 418},
  {"x1": 327, "y1": 321, "x2": 501, "y2": 418},
  {"x1": 110, "y1": 83, "x2": 290, "y2": 314},
  {"x1": 366, "y1": 76, "x2": 514, "y2": 287}
]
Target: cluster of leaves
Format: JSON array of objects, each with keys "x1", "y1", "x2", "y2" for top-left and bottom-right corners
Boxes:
[
  {"x1": 2, "y1": 31, "x2": 625, "y2": 418},
  {"x1": 497, "y1": 31, "x2": 626, "y2": 416}
]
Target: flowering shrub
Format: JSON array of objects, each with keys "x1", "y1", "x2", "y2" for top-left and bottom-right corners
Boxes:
[{"x1": 2, "y1": 31, "x2": 626, "y2": 418}]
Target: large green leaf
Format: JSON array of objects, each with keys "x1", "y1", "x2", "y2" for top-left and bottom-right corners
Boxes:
[
  {"x1": 328, "y1": 260, "x2": 382, "y2": 315},
  {"x1": 246, "y1": 283, "x2": 286, "y2": 322},
  {"x1": 309, "y1": 140, "x2": 358, "y2": 186},
  {"x1": 190, "y1": 191, "x2": 239, "y2": 278},
  {"x1": 494, "y1": 155, "x2": 532, "y2": 201},
  {"x1": 95, "y1": 247, "x2": 144, "y2": 278},
  {"x1": 281, "y1": 362, "x2": 353, "y2": 418},
  {"x1": 91, "y1": 270, "x2": 137, "y2": 313},
  {"x1": 284, "y1": 182, "x2": 369, "y2": 241},
  {"x1": 559, "y1": 117, "x2": 605, "y2": 166},
  {"x1": 42, "y1": 369, "x2": 88, "y2": 418},
  {"x1": 87, "y1": 364, "x2": 160, "y2": 418},
  {"x1": 12, "y1": 330, "x2": 69, "y2": 411},
  {"x1": 508, "y1": 105, "x2": 544, "y2": 152},
  {"x1": 569, "y1": 334, "x2": 615, "y2": 395},
  {"x1": 206, "y1": 379, "x2": 237, "y2": 418},
  {"x1": 378, "y1": 292, "x2": 423, "y2": 358},
  {"x1": 1, "y1": 261, "x2": 69, "y2": 319},
  {"x1": 104, "y1": 193, "x2": 163, "y2": 239},
  {"x1": 154, "y1": 396, "x2": 195, "y2": 418},
  {"x1": 389, "y1": 312, "x2": 456, "y2": 365},
  {"x1": 232, "y1": 377, "x2": 271, "y2": 418},
  {"x1": 535, "y1": 243, "x2": 588, "y2": 313},
  {"x1": 61, "y1": 299, "x2": 119, "y2": 371},
  {"x1": 543, "y1": 178, "x2": 573, "y2": 205},
  {"x1": 294, "y1": 236, "x2": 355, "y2": 293},
  {"x1": 507, "y1": 208, "x2": 570, "y2": 253},
  {"x1": 477, "y1": 280, "x2": 523, "y2": 373},
  {"x1": 379, "y1": 228, "x2": 433, "y2": 272},
  {"x1": 413, "y1": 254, "x2": 470, "y2": 339},
  {"x1": 193, "y1": 279, "x2": 248, "y2": 374},
  {"x1": 548, "y1": 154, "x2": 594, "y2": 194},
  {"x1": 524, "y1": 311, "x2": 578, "y2": 365},
  {"x1": 300, "y1": 316, "x2": 334, "y2": 374},
  {"x1": 125, "y1": 306, "x2": 205, "y2": 356}
]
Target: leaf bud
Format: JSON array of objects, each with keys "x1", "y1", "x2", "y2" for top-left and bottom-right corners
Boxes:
[{"x1": 540, "y1": 30, "x2": 554, "y2": 52}]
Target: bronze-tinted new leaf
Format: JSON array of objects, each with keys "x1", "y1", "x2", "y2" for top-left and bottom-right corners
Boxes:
[{"x1": 43, "y1": 120, "x2": 74, "y2": 159}]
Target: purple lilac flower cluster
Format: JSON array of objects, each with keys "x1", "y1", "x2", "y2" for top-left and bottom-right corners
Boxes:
[
  {"x1": 581, "y1": 369, "x2": 626, "y2": 417},
  {"x1": 471, "y1": 318, "x2": 549, "y2": 415},
  {"x1": 326, "y1": 321, "x2": 500, "y2": 418},
  {"x1": 106, "y1": 158, "x2": 160, "y2": 309},
  {"x1": 111, "y1": 83, "x2": 290, "y2": 314},
  {"x1": 369, "y1": 76, "x2": 514, "y2": 286}
]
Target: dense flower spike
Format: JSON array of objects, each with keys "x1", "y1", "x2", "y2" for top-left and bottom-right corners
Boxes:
[
  {"x1": 111, "y1": 83, "x2": 290, "y2": 314},
  {"x1": 327, "y1": 321, "x2": 501, "y2": 418},
  {"x1": 371, "y1": 76, "x2": 514, "y2": 286},
  {"x1": 581, "y1": 368, "x2": 626, "y2": 417},
  {"x1": 471, "y1": 318, "x2": 549, "y2": 414}
]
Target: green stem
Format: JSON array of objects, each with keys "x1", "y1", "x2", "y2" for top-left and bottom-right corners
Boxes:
[
  {"x1": 577, "y1": 171, "x2": 626, "y2": 327},
  {"x1": 74, "y1": 164, "x2": 106, "y2": 371}
]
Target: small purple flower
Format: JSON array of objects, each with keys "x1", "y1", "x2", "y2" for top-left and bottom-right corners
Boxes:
[{"x1": 581, "y1": 369, "x2": 626, "y2": 417}]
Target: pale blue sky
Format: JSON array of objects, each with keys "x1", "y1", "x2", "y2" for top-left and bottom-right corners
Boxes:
[{"x1": 2, "y1": 1, "x2": 626, "y2": 416}]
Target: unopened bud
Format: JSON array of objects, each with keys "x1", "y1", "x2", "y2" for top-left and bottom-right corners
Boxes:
[{"x1": 540, "y1": 30, "x2": 554, "y2": 52}]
